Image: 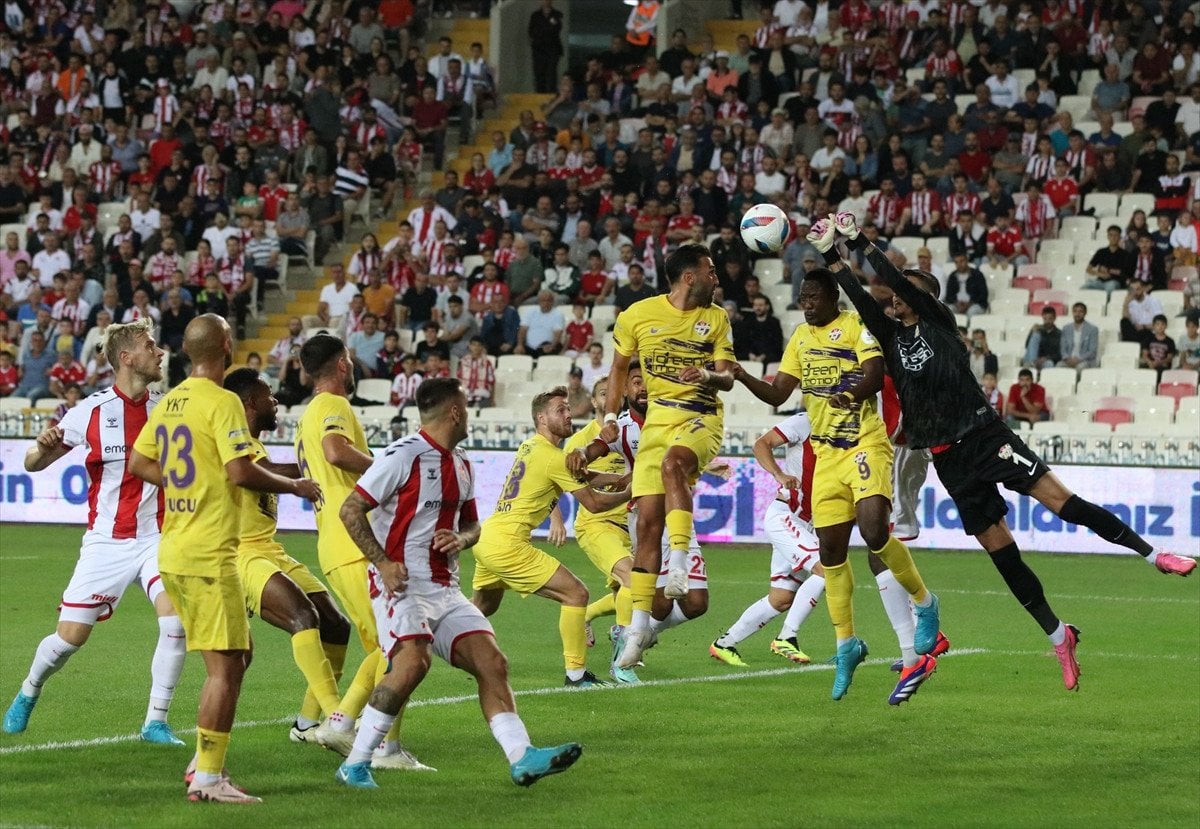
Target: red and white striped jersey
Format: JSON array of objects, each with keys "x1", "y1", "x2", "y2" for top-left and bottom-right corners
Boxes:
[
  {"x1": 904, "y1": 189, "x2": 941, "y2": 226},
  {"x1": 58, "y1": 387, "x2": 164, "y2": 539},
  {"x1": 771, "y1": 412, "x2": 815, "y2": 523},
  {"x1": 868, "y1": 191, "x2": 902, "y2": 228},
  {"x1": 944, "y1": 191, "x2": 981, "y2": 223},
  {"x1": 52, "y1": 297, "x2": 90, "y2": 336},
  {"x1": 606, "y1": 407, "x2": 644, "y2": 470},
  {"x1": 152, "y1": 94, "x2": 179, "y2": 133},
  {"x1": 1016, "y1": 193, "x2": 1055, "y2": 237},
  {"x1": 354, "y1": 430, "x2": 477, "y2": 589},
  {"x1": 717, "y1": 100, "x2": 749, "y2": 124},
  {"x1": 277, "y1": 118, "x2": 306, "y2": 152},
  {"x1": 1025, "y1": 153, "x2": 1055, "y2": 184},
  {"x1": 753, "y1": 23, "x2": 781, "y2": 48},
  {"x1": 89, "y1": 160, "x2": 121, "y2": 197}
]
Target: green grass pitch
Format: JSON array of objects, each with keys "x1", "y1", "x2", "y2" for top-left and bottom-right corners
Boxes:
[{"x1": 0, "y1": 524, "x2": 1197, "y2": 828}]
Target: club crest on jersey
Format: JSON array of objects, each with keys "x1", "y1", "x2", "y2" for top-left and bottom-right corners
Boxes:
[
  {"x1": 898, "y1": 335, "x2": 934, "y2": 371},
  {"x1": 829, "y1": 328, "x2": 843, "y2": 341},
  {"x1": 854, "y1": 451, "x2": 867, "y2": 464},
  {"x1": 694, "y1": 320, "x2": 711, "y2": 337},
  {"x1": 998, "y1": 443, "x2": 1014, "y2": 460}
]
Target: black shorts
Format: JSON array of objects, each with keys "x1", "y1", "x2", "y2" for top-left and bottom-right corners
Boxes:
[{"x1": 931, "y1": 420, "x2": 1050, "y2": 537}]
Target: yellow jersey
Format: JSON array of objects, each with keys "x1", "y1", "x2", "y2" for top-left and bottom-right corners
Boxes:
[
  {"x1": 482, "y1": 433, "x2": 585, "y2": 538},
  {"x1": 237, "y1": 437, "x2": 278, "y2": 549},
  {"x1": 132, "y1": 376, "x2": 254, "y2": 576},
  {"x1": 611, "y1": 295, "x2": 735, "y2": 426},
  {"x1": 779, "y1": 310, "x2": 887, "y2": 453},
  {"x1": 563, "y1": 420, "x2": 627, "y2": 529},
  {"x1": 295, "y1": 391, "x2": 368, "y2": 573}
]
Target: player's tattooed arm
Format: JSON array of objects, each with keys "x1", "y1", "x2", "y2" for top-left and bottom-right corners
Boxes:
[{"x1": 340, "y1": 489, "x2": 390, "y2": 566}]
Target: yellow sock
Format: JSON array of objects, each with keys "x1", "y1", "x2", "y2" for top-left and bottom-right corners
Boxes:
[
  {"x1": 585, "y1": 592, "x2": 616, "y2": 623},
  {"x1": 559, "y1": 605, "x2": 588, "y2": 671},
  {"x1": 338, "y1": 649, "x2": 381, "y2": 719},
  {"x1": 195, "y1": 727, "x2": 230, "y2": 776},
  {"x1": 299, "y1": 641, "x2": 347, "y2": 721},
  {"x1": 823, "y1": 561, "x2": 856, "y2": 641},
  {"x1": 291, "y1": 629, "x2": 341, "y2": 717},
  {"x1": 872, "y1": 536, "x2": 929, "y2": 605},
  {"x1": 615, "y1": 586, "x2": 633, "y2": 627},
  {"x1": 665, "y1": 509, "x2": 693, "y2": 552},
  {"x1": 630, "y1": 570, "x2": 657, "y2": 613}
]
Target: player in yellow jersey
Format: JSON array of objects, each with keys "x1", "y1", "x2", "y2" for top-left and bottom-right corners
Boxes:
[
  {"x1": 598, "y1": 243, "x2": 736, "y2": 668},
  {"x1": 222, "y1": 368, "x2": 351, "y2": 739},
  {"x1": 561, "y1": 376, "x2": 637, "y2": 684},
  {"x1": 472, "y1": 386, "x2": 631, "y2": 688},
  {"x1": 730, "y1": 248, "x2": 942, "y2": 702},
  {"x1": 129, "y1": 314, "x2": 321, "y2": 804},
  {"x1": 293, "y1": 334, "x2": 426, "y2": 770}
]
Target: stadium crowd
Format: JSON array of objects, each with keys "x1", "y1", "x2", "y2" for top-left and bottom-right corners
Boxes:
[{"x1": 0, "y1": 0, "x2": 1199, "y2": 424}]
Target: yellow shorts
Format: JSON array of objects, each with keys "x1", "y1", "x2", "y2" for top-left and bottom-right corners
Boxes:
[
  {"x1": 811, "y1": 440, "x2": 895, "y2": 528},
  {"x1": 237, "y1": 542, "x2": 328, "y2": 618},
  {"x1": 324, "y1": 559, "x2": 378, "y2": 653},
  {"x1": 471, "y1": 529, "x2": 562, "y2": 595},
  {"x1": 576, "y1": 519, "x2": 632, "y2": 589},
  {"x1": 633, "y1": 415, "x2": 723, "y2": 498},
  {"x1": 160, "y1": 570, "x2": 250, "y2": 652}
]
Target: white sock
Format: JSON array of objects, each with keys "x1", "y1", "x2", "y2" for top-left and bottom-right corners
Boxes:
[
  {"x1": 629, "y1": 607, "x2": 651, "y2": 633},
  {"x1": 327, "y1": 710, "x2": 354, "y2": 733},
  {"x1": 876, "y1": 570, "x2": 917, "y2": 668},
  {"x1": 778, "y1": 575, "x2": 825, "y2": 640},
  {"x1": 490, "y1": 711, "x2": 532, "y2": 764},
  {"x1": 668, "y1": 547, "x2": 687, "y2": 571},
  {"x1": 716, "y1": 597, "x2": 778, "y2": 648},
  {"x1": 649, "y1": 604, "x2": 689, "y2": 634},
  {"x1": 347, "y1": 705, "x2": 395, "y2": 765},
  {"x1": 1048, "y1": 621, "x2": 1067, "y2": 646},
  {"x1": 1144, "y1": 550, "x2": 1161, "y2": 566},
  {"x1": 146, "y1": 616, "x2": 186, "y2": 725},
  {"x1": 565, "y1": 668, "x2": 586, "y2": 681},
  {"x1": 295, "y1": 715, "x2": 319, "y2": 729},
  {"x1": 192, "y1": 771, "x2": 221, "y2": 786},
  {"x1": 22, "y1": 633, "x2": 80, "y2": 698},
  {"x1": 376, "y1": 739, "x2": 400, "y2": 755}
]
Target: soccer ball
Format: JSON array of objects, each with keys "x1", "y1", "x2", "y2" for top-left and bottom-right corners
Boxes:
[{"x1": 739, "y1": 203, "x2": 791, "y2": 254}]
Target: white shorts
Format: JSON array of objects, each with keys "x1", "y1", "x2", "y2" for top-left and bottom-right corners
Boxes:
[
  {"x1": 763, "y1": 500, "x2": 820, "y2": 593},
  {"x1": 367, "y1": 566, "x2": 494, "y2": 666},
  {"x1": 656, "y1": 541, "x2": 708, "y2": 591},
  {"x1": 60, "y1": 533, "x2": 165, "y2": 625}
]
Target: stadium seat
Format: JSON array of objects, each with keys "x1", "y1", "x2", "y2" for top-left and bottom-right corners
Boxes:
[
  {"x1": 489, "y1": 381, "x2": 508, "y2": 407},
  {"x1": 968, "y1": 314, "x2": 1006, "y2": 339},
  {"x1": 1158, "y1": 381, "x2": 1198, "y2": 407},
  {"x1": 1133, "y1": 396, "x2": 1179, "y2": 423},
  {"x1": 1118, "y1": 193, "x2": 1155, "y2": 216},
  {"x1": 1076, "y1": 288, "x2": 1110, "y2": 316},
  {"x1": 496, "y1": 354, "x2": 534, "y2": 375},
  {"x1": 1156, "y1": 290, "x2": 1185, "y2": 319},
  {"x1": 1059, "y1": 95, "x2": 1090, "y2": 122},
  {"x1": 763, "y1": 282, "x2": 792, "y2": 311},
  {"x1": 0, "y1": 396, "x2": 31, "y2": 412},
  {"x1": 1093, "y1": 407, "x2": 1134, "y2": 429},
  {"x1": 1159, "y1": 368, "x2": 1200, "y2": 387},
  {"x1": 1077, "y1": 69, "x2": 1102, "y2": 97},
  {"x1": 924, "y1": 237, "x2": 950, "y2": 263},
  {"x1": 535, "y1": 354, "x2": 575, "y2": 378},
  {"x1": 740, "y1": 361, "x2": 765, "y2": 379},
  {"x1": 1113, "y1": 368, "x2": 1159, "y2": 396},
  {"x1": 1039, "y1": 366, "x2": 1078, "y2": 387},
  {"x1": 361, "y1": 405, "x2": 398, "y2": 423},
  {"x1": 890, "y1": 236, "x2": 924, "y2": 263},
  {"x1": 1100, "y1": 341, "x2": 1142, "y2": 368},
  {"x1": 754, "y1": 259, "x2": 785, "y2": 283},
  {"x1": 1036, "y1": 239, "x2": 1075, "y2": 262},
  {"x1": 1013, "y1": 274, "x2": 1051, "y2": 292},
  {"x1": 1128, "y1": 96, "x2": 1160, "y2": 120},
  {"x1": 1168, "y1": 265, "x2": 1196, "y2": 291},
  {"x1": 1075, "y1": 119, "x2": 1101, "y2": 138},
  {"x1": 1083, "y1": 193, "x2": 1119, "y2": 217},
  {"x1": 356, "y1": 378, "x2": 393, "y2": 404},
  {"x1": 590, "y1": 305, "x2": 616, "y2": 331},
  {"x1": 1053, "y1": 269, "x2": 1089, "y2": 292},
  {"x1": 1078, "y1": 368, "x2": 1116, "y2": 396}
]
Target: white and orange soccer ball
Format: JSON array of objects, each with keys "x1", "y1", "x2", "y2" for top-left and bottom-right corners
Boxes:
[{"x1": 739, "y1": 203, "x2": 791, "y2": 254}]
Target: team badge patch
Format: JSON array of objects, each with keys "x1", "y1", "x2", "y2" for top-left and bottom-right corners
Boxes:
[
  {"x1": 997, "y1": 444, "x2": 1014, "y2": 460},
  {"x1": 854, "y1": 451, "x2": 867, "y2": 464},
  {"x1": 694, "y1": 321, "x2": 711, "y2": 336},
  {"x1": 829, "y1": 328, "x2": 843, "y2": 341}
]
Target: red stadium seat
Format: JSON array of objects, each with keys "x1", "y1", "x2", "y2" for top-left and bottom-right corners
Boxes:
[
  {"x1": 1095, "y1": 395, "x2": 1136, "y2": 412},
  {"x1": 1013, "y1": 275, "x2": 1051, "y2": 292},
  {"x1": 1157, "y1": 382, "x2": 1197, "y2": 407},
  {"x1": 1029, "y1": 300, "x2": 1067, "y2": 316},
  {"x1": 1093, "y1": 409, "x2": 1134, "y2": 429}
]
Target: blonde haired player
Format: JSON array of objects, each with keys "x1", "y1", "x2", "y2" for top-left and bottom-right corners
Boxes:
[
  {"x1": 472, "y1": 386, "x2": 631, "y2": 688},
  {"x1": 597, "y1": 243, "x2": 736, "y2": 669},
  {"x1": 129, "y1": 314, "x2": 321, "y2": 803},
  {"x1": 293, "y1": 334, "x2": 427, "y2": 770},
  {"x1": 5, "y1": 319, "x2": 186, "y2": 745},
  {"x1": 731, "y1": 256, "x2": 942, "y2": 703}
]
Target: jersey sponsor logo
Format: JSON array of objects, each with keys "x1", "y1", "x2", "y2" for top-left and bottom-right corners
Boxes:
[
  {"x1": 164, "y1": 397, "x2": 187, "y2": 413},
  {"x1": 90, "y1": 593, "x2": 118, "y2": 603},
  {"x1": 423, "y1": 499, "x2": 443, "y2": 509},
  {"x1": 801, "y1": 359, "x2": 841, "y2": 387},
  {"x1": 898, "y1": 335, "x2": 934, "y2": 371},
  {"x1": 102, "y1": 444, "x2": 128, "y2": 455},
  {"x1": 694, "y1": 321, "x2": 711, "y2": 336}
]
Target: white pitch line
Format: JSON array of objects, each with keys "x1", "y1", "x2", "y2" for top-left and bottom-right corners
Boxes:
[{"x1": 2, "y1": 644, "x2": 1197, "y2": 757}]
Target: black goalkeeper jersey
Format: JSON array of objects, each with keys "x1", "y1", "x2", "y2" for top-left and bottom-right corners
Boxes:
[{"x1": 832, "y1": 247, "x2": 998, "y2": 448}]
